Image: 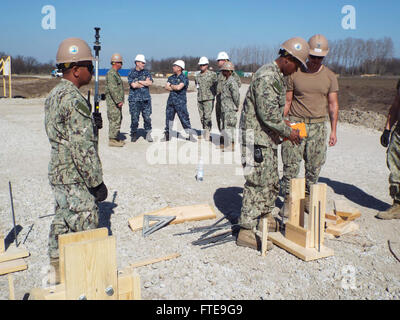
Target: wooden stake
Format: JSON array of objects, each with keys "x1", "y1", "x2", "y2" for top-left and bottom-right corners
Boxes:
[
  {"x1": 8, "y1": 273, "x2": 15, "y2": 300},
  {"x1": 130, "y1": 253, "x2": 181, "y2": 269},
  {"x1": 261, "y1": 217, "x2": 268, "y2": 257}
]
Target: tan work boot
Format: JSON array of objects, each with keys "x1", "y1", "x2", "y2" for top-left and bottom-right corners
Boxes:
[
  {"x1": 48, "y1": 257, "x2": 60, "y2": 285},
  {"x1": 376, "y1": 203, "x2": 400, "y2": 220},
  {"x1": 265, "y1": 215, "x2": 281, "y2": 232},
  {"x1": 109, "y1": 138, "x2": 124, "y2": 147},
  {"x1": 236, "y1": 228, "x2": 273, "y2": 251}
]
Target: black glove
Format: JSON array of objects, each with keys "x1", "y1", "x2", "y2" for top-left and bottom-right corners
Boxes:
[
  {"x1": 92, "y1": 112, "x2": 103, "y2": 129},
  {"x1": 88, "y1": 182, "x2": 108, "y2": 202},
  {"x1": 380, "y1": 129, "x2": 390, "y2": 148}
]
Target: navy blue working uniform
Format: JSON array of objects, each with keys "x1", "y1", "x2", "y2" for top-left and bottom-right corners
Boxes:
[
  {"x1": 165, "y1": 73, "x2": 192, "y2": 133},
  {"x1": 128, "y1": 68, "x2": 153, "y2": 136}
]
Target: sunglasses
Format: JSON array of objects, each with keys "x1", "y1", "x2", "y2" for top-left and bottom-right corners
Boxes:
[{"x1": 75, "y1": 63, "x2": 94, "y2": 73}]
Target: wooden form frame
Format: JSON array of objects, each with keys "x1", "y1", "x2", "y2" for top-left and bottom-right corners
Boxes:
[
  {"x1": 30, "y1": 228, "x2": 141, "y2": 300},
  {"x1": 269, "y1": 178, "x2": 334, "y2": 261}
]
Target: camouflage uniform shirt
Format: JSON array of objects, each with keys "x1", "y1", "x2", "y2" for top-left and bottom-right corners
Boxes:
[
  {"x1": 44, "y1": 79, "x2": 103, "y2": 188},
  {"x1": 240, "y1": 62, "x2": 291, "y2": 148},
  {"x1": 128, "y1": 69, "x2": 153, "y2": 101},
  {"x1": 221, "y1": 75, "x2": 240, "y2": 112},
  {"x1": 105, "y1": 68, "x2": 124, "y2": 104},
  {"x1": 195, "y1": 70, "x2": 217, "y2": 102},
  {"x1": 216, "y1": 71, "x2": 241, "y2": 95},
  {"x1": 167, "y1": 73, "x2": 189, "y2": 105}
]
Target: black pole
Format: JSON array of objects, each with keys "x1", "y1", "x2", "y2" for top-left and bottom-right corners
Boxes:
[
  {"x1": 93, "y1": 27, "x2": 101, "y2": 137},
  {"x1": 8, "y1": 181, "x2": 18, "y2": 247}
]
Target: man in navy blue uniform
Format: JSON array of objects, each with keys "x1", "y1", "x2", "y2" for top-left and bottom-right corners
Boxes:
[
  {"x1": 128, "y1": 54, "x2": 154, "y2": 142},
  {"x1": 163, "y1": 60, "x2": 195, "y2": 141}
]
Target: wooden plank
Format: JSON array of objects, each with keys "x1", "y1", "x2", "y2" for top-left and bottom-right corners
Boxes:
[
  {"x1": 0, "y1": 235, "x2": 4, "y2": 254},
  {"x1": 30, "y1": 284, "x2": 66, "y2": 300},
  {"x1": 308, "y1": 183, "x2": 327, "y2": 249},
  {"x1": 59, "y1": 228, "x2": 109, "y2": 284},
  {"x1": 336, "y1": 210, "x2": 361, "y2": 221},
  {"x1": 0, "y1": 258, "x2": 27, "y2": 275},
  {"x1": 285, "y1": 222, "x2": 309, "y2": 248},
  {"x1": 326, "y1": 221, "x2": 359, "y2": 237},
  {"x1": 269, "y1": 232, "x2": 334, "y2": 262},
  {"x1": 288, "y1": 178, "x2": 305, "y2": 226},
  {"x1": 64, "y1": 236, "x2": 118, "y2": 300},
  {"x1": 261, "y1": 217, "x2": 268, "y2": 257},
  {"x1": 0, "y1": 246, "x2": 30, "y2": 263},
  {"x1": 8, "y1": 274, "x2": 15, "y2": 300},
  {"x1": 130, "y1": 253, "x2": 181, "y2": 269},
  {"x1": 128, "y1": 204, "x2": 217, "y2": 232},
  {"x1": 118, "y1": 269, "x2": 141, "y2": 300}
]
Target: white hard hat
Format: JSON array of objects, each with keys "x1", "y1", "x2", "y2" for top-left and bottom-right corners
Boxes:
[
  {"x1": 198, "y1": 56, "x2": 209, "y2": 65},
  {"x1": 135, "y1": 54, "x2": 146, "y2": 63},
  {"x1": 173, "y1": 60, "x2": 185, "y2": 70},
  {"x1": 217, "y1": 51, "x2": 229, "y2": 60}
]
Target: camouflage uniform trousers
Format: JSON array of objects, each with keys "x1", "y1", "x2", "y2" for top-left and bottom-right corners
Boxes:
[
  {"x1": 387, "y1": 127, "x2": 400, "y2": 203},
  {"x1": 48, "y1": 183, "x2": 99, "y2": 259},
  {"x1": 106, "y1": 97, "x2": 123, "y2": 140},
  {"x1": 221, "y1": 109, "x2": 237, "y2": 144},
  {"x1": 165, "y1": 103, "x2": 192, "y2": 133},
  {"x1": 281, "y1": 121, "x2": 327, "y2": 197},
  {"x1": 197, "y1": 100, "x2": 214, "y2": 131},
  {"x1": 215, "y1": 94, "x2": 223, "y2": 132},
  {"x1": 129, "y1": 100, "x2": 152, "y2": 136},
  {"x1": 239, "y1": 146, "x2": 279, "y2": 230}
]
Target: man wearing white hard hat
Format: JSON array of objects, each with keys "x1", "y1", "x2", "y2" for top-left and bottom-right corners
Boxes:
[
  {"x1": 195, "y1": 56, "x2": 217, "y2": 141},
  {"x1": 163, "y1": 60, "x2": 194, "y2": 141},
  {"x1": 215, "y1": 51, "x2": 241, "y2": 148},
  {"x1": 280, "y1": 34, "x2": 340, "y2": 217},
  {"x1": 128, "y1": 54, "x2": 154, "y2": 142}
]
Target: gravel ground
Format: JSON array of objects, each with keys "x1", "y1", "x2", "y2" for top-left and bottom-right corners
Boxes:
[{"x1": 0, "y1": 82, "x2": 399, "y2": 300}]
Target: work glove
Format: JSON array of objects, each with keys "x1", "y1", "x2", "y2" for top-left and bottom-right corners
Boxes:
[
  {"x1": 92, "y1": 112, "x2": 103, "y2": 129},
  {"x1": 380, "y1": 129, "x2": 391, "y2": 148},
  {"x1": 88, "y1": 182, "x2": 108, "y2": 202}
]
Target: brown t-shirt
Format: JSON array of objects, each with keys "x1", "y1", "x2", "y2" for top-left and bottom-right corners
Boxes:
[{"x1": 287, "y1": 65, "x2": 339, "y2": 118}]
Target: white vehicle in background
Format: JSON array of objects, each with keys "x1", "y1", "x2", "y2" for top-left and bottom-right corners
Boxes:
[{"x1": 51, "y1": 69, "x2": 63, "y2": 77}]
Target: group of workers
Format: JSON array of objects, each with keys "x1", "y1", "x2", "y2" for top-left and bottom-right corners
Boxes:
[{"x1": 43, "y1": 33, "x2": 400, "y2": 283}]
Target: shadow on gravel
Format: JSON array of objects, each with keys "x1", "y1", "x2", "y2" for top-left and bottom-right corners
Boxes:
[
  {"x1": 213, "y1": 187, "x2": 243, "y2": 224},
  {"x1": 319, "y1": 177, "x2": 390, "y2": 211},
  {"x1": 98, "y1": 191, "x2": 118, "y2": 235},
  {"x1": 4, "y1": 225, "x2": 23, "y2": 250}
]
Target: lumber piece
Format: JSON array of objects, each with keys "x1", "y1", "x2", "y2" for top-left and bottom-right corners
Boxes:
[
  {"x1": 288, "y1": 178, "x2": 305, "y2": 226},
  {"x1": 59, "y1": 227, "x2": 108, "y2": 283},
  {"x1": 269, "y1": 232, "x2": 334, "y2": 262},
  {"x1": 64, "y1": 236, "x2": 118, "y2": 300},
  {"x1": 285, "y1": 222, "x2": 309, "y2": 248},
  {"x1": 261, "y1": 217, "x2": 268, "y2": 257},
  {"x1": 30, "y1": 284, "x2": 66, "y2": 300},
  {"x1": 334, "y1": 200, "x2": 361, "y2": 221},
  {"x1": 308, "y1": 183, "x2": 327, "y2": 248},
  {"x1": 8, "y1": 274, "x2": 15, "y2": 300},
  {"x1": 0, "y1": 234, "x2": 4, "y2": 254},
  {"x1": 130, "y1": 253, "x2": 181, "y2": 269},
  {"x1": 118, "y1": 269, "x2": 141, "y2": 300},
  {"x1": 0, "y1": 258, "x2": 27, "y2": 276},
  {"x1": 128, "y1": 204, "x2": 217, "y2": 232},
  {"x1": 0, "y1": 246, "x2": 30, "y2": 263},
  {"x1": 325, "y1": 221, "x2": 359, "y2": 237}
]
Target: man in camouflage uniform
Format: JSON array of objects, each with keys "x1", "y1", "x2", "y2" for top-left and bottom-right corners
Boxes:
[
  {"x1": 128, "y1": 54, "x2": 154, "y2": 142},
  {"x1": 376, "y1": 78, "x2": 400, "y2": 219},
  {"x1": 45, "y1": 38, "x2": 108, "y2": 283},
  {"x1": 105, "y1": 53, "x2": 125, "y2": 147},
  {"x1": 215, "y1": 51, "x2": 241, "y2": 147},
  {"x1": 280, "y1": 34, "x2": 339, "y2": 217},
  {"x1": 163, "y1": 60, "x2": 195, "y2": 141},
  {"x1": 195, "y1": 56, "x2": 217, "y2": 141},
  {"x1": 237, "y1": 38, "x2": 308, "y2": 251},
  {"x1": 220, "y1": 61, "x2": 240, "y2": 152}
]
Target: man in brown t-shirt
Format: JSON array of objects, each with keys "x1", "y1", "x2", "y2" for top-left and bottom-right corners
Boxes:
[{"x1": 280, "y1": 34, "x2": 340, "y2": 216}]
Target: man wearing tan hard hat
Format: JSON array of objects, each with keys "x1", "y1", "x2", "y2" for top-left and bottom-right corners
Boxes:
[
  {"x1": 105, "y1": 53, "x2": 125, "y2": 147},
  {"x1": 280, "y1": 34, "x2": 340, "y2": 218},
  {"x1": 45, "y1": 37, "x2": 108, "y2": 283},
  {"x1": 237, "y1": 37, "x2": 306, "y2": 252}
]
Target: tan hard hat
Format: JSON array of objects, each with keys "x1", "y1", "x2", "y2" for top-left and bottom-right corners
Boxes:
[
  {"x1": 111, "y1": 53, "x2": 123, "y2": 63},
  {"x1": 56, "y1": 38, "x2": 94, "y2": 64},
  {"x1": 220, "y1": 61, "x2": 235, "y2": 71},
  {"x1": 281, "y1": 37, "x2": 310, "y2": 68},
  {"x1": 308, "y1": 34, "x2": 329, "y2": 57}
]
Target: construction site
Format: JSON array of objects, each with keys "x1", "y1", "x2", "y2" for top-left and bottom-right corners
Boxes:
[{"x1": 0, "y1": 73, "x2": 399, "y2": 301}]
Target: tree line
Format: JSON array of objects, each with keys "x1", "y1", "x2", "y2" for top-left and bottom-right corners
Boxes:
[{"x1": 1, "y1": 37, "x2": 399, "y2": 75}]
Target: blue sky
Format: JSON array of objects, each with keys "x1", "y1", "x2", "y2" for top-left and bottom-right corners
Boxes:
[{"x1": 1, "y1": 0, "x2": 399, "y2": 68}]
